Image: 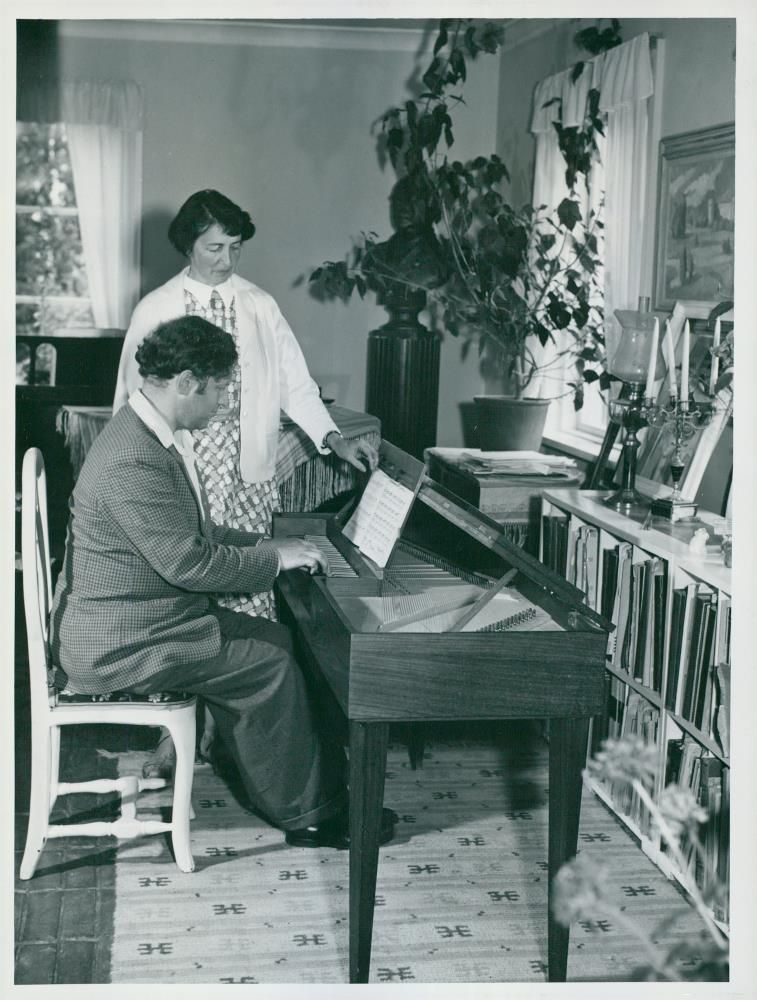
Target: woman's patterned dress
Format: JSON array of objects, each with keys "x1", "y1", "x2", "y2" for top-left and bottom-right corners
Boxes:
[{"x1": 185, "y1": 287, "x2": 279, "y2": 620}]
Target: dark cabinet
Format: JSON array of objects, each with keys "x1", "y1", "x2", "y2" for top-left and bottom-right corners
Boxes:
[{"x1": 15, "y1": 329, "x2": 124, "y2": 557}]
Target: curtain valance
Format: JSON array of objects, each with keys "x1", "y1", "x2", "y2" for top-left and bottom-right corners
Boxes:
[
  {"x1": 530, "y1": 32, "x2": 653, "y2": 133},
  {"x1": 61, "y1": 80, "x2": 144, "y2": 130}
]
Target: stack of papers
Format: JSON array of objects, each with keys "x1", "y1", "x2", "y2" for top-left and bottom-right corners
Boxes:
[{"x1": 458, "y1": 451, "x2": 578, "y2": 478}]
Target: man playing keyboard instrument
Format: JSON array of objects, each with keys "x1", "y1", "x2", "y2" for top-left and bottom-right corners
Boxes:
[{"x1": 50, "y1": 315, "x2": 395, "y2": 847}]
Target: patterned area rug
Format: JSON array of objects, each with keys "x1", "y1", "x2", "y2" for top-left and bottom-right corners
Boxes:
[{"x1": 109, "y1": 730, "x2": 703, "y2": 984}]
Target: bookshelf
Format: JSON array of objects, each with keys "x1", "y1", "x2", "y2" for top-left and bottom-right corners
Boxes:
[{"x1": 541, "y1": 489, "x2": 731, "y2": 927}]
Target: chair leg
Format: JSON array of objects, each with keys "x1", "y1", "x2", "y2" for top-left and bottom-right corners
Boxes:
[
  {"x1": 20, "y1": 725, "x2": 53, "y2": 880},
  {"x1": 165, "y1": 714, "x2": 195, "y2": 873},
  {"x1": 48, "y1": 726, "x2": 61, "y2": 811}
]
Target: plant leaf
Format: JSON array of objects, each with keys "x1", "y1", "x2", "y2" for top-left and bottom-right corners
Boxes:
[{"x1": 557, "y1": 197, "x2": 582, "y2": 232}]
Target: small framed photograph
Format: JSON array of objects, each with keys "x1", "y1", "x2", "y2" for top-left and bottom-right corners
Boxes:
[{"x1": 653, "y1": 122, "x2": 735, "y2": 312}]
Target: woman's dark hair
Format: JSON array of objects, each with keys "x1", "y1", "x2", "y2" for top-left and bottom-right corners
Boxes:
[
  {"x1": 136, "y1": 316, "x2": 237, "y2": 381},
  {"x1": 167, "y1": 189, "x2": 256, "y2": 256}
]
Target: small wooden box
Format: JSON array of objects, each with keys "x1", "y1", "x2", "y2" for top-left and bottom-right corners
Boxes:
[{"x1": 425, "y1": 448, "x2": 583, "y2": 553}]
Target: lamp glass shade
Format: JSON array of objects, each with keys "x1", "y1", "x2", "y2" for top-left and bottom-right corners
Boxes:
[{"x1": 608, "y1": 309, "x2": 667, "y2": 384}]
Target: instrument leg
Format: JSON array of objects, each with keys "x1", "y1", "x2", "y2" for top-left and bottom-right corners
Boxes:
[
  {"x1": 406, "y1": 724, "x2": 426, "y2": 770},
  {"x1": 547, "y1": 716, "x2": 589, "y2": 982},
  {"x1": 348, "y1": 720, "x2": 389, "y2": 984}
]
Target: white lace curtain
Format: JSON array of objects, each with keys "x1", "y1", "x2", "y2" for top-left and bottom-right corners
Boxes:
[
  {"x1": 61, "y1": 80, "x2": 144, "y2": 329},
  {"x1": 528, "y1": 33, "x2": 654, "y2": 427}
]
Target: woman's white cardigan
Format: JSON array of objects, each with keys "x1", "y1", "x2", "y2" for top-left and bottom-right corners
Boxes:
[{"x1": 113, "y1": 269, "x2": 340, "y2": 483}]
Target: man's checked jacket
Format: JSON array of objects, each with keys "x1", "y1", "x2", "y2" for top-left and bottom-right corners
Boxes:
[{"x1": 50, "y1": 404, "x2": 280, "y2": 694}]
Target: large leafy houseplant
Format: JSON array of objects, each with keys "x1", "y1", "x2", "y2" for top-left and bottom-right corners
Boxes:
[{"x1": 310, "y1": 19, "x2": 614, "y2": 415}]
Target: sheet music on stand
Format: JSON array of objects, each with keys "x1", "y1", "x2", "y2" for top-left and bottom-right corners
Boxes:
[{"x1": 341, "y1": 468, "x2": 416, "y2": 568}]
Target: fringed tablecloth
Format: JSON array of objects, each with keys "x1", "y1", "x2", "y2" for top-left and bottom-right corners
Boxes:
[{"x1": 56, "y1": 404, "x2": 381, "y2": 513}]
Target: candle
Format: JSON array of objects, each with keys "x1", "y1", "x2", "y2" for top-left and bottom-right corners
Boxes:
[
  {"x1": 664, "y1": 319, "x2": 677, "y2": 398},
  {"x1": 645, "y1": 317, "x2": 659, "y2": 399},
  {"x1": 709, "y1": 317, "x2": 721, "y2": 395},
  {"x1": 680, "y1": 319, "x2": 690, "y2": 403}
]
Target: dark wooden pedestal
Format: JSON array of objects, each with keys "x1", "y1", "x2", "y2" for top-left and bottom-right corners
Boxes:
[{"x1": 365, "y1": 317, "x2": 440, "y2": 460}]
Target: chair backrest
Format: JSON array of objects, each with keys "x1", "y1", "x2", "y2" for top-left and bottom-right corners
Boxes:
[{"x1": 21, "y1": 448, "x2": 56, "y2": 713}]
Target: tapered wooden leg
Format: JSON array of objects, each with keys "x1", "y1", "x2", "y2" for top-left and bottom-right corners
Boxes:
[
  {"x1": 547, "y1": 716, "x2": 589, "y2": 982},
  {"x1": 348, "y1": 720, "x2": 389, "y2": 984},
  {"x1": 406, "y1": 725, "x2": 426, "y2": 770}
]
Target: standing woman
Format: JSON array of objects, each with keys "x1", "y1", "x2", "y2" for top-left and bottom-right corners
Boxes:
[{"x1": 114, "y1": 189, "x2": 378, "y2": 621}]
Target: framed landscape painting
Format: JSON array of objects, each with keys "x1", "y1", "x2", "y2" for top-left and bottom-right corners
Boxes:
[{"x1": 653, "y1": 122, "x2": 735, "y2": 312}]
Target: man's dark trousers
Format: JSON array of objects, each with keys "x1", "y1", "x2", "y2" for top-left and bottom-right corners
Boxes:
[{"x1": 131, "y1": 606, "x2": 347, "y2": 830}]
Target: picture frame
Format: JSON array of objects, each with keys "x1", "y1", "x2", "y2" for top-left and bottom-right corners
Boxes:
[{"x1": 652, "y1": 122, "x2": 735, "y2": 312}]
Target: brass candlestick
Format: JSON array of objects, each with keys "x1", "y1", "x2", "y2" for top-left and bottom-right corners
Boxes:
[
  {"x1": 603, "y1": 383, "x2": 655, "y2": 515},
  {"x1": 648, "y1": 396, "x2": 715, "y2": 521}
]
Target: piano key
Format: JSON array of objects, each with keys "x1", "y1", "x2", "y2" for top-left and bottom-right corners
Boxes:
[{"x1": 304, "y1": 535, "x2": 358, "y2": 577}]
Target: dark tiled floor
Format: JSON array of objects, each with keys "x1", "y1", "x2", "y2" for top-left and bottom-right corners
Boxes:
[{"x1": 14, "y1": 634, "x2": 156, "y2": 984}]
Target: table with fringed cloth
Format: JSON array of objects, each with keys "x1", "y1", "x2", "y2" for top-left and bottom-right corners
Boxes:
[{"x1": 56, "y1": 404, "x2": 381, "y2": 512}]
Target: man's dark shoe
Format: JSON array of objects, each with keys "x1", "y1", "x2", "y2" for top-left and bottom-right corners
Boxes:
[{"x1": 285, "y1": 807, "x2": 397, "y2": 849}]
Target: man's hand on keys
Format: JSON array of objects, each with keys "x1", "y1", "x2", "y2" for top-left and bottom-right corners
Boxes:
[{"x1": 271, "y1": 538, "x2": 330, "y2": 575}]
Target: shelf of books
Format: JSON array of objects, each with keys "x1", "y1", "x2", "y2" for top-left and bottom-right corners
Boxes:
[{"x1": 541, "y1": 489, "x2": 731, "y2": 928}]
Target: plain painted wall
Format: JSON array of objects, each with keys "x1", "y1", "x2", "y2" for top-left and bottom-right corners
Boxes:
[{"x1": 57, "y1": 20, "x2": 499, "y2": 447}]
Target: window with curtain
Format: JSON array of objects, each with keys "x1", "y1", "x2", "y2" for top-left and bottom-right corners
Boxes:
[
  {"x1": 529, "y1": 32, "x2": 658, "y2": 452},
  {"x1": 16, "y1": 79, "x2": 144, "y2": 382},
  {"x1": 60, "y1": 80, "x2": 144, "y2": 330}
]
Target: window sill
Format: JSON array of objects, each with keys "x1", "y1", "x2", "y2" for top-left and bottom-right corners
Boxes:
[{"x1": 542, "y1": 427, "x2": 621, "y2": 469}]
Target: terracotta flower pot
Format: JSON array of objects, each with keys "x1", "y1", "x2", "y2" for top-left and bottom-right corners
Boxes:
[{"x1": 473, "y1": 395, "x2": 551, "y2": 451}]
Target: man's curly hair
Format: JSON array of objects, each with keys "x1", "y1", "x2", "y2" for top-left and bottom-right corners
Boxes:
[{"x1": 135, "y1": 315, "x2": 237, "y2": 382}]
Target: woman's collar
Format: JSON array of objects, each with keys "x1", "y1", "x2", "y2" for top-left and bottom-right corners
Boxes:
[{"x1": 183, "y1": 270, "x2": 235, "y2": 309}]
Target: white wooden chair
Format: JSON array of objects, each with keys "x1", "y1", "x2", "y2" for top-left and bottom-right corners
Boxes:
[{"x1": 19, "y1": 447, "x2": 197, "y2": 878}]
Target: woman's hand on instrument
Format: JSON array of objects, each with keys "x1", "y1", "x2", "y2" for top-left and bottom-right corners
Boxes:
[
  {"x1": 272, "y1": 538, "x2": 329, "y2": 575},
  {"x1": 327, "y1": 432, "x2": 379, "y2": 473}
]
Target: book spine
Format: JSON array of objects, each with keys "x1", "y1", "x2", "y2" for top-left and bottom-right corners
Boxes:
[
  {"x1": 683, "y1": 590, "x2": 710, "y2": 723},
  {"x1": 601, "y1": 545, "x2": 619, "y2": 625},
  {"x1": 632, "y1": 560, "x2": 650, "y2": 682},
  {"x1": 584, "y1": 526, "x2": 599, "y2": 610},
  {"x1": 665, "y1": 588, "x2": 687, "y2": 711},
  {"x1": 694, "y1": 595, "x2": 719, "y2": 731},
  {"x1": 652, "y1": 562, "x2": 667, "y2": 694},
  {"x1": 712, "y1": 662, "x2": 730, "y2": 758},
  {"x1": 676, "y1": 583, "x2": 700, "y2": 717},
  {"x1": 611, "y1": 544, "x2": 633, "y2": 668}
]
